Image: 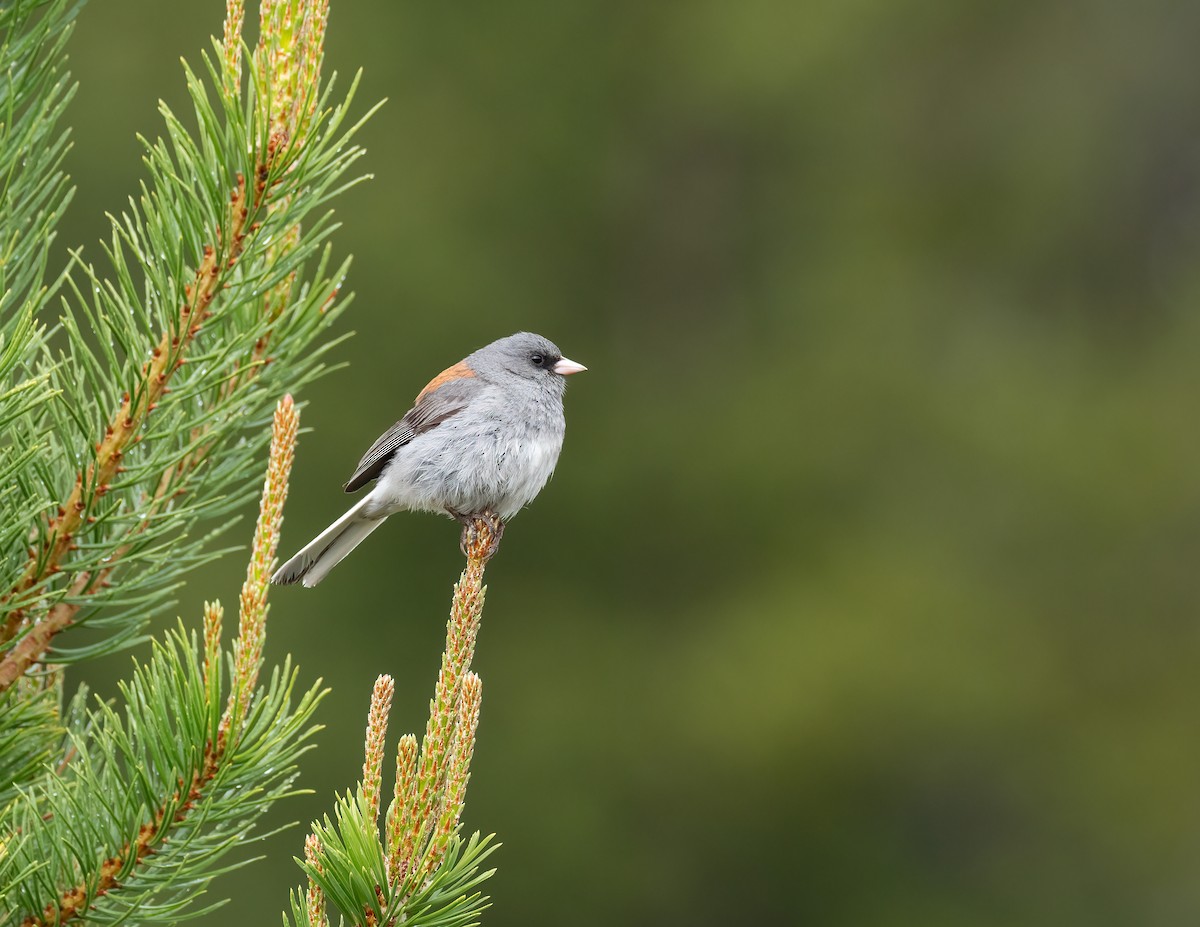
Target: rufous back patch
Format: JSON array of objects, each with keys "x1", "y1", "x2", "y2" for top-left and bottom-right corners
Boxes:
[{"x1": 415, "y1": 360, "x2": 476, "y2": 402}]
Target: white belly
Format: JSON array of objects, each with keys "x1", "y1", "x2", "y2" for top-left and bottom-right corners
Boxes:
[{"x1": 369, "y1": 421, "x2": 564, "y2": 521}]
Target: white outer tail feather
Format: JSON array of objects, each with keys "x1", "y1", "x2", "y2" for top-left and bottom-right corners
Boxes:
[{"x1": 271, "y1": 496, "x2": 384, "y2": 587}]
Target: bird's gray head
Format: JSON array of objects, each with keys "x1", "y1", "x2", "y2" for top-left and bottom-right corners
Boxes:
[{"x1": 467, "y1": 332, "x2": 586, "y2": 391}]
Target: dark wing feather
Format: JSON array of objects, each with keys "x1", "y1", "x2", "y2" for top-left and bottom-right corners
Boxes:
[{"x1": 342, "y1": 378, "x2": 478, "y2": 492}]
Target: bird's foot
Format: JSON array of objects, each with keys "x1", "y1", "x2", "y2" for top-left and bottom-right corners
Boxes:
[{"x1": 450, "y1": 509, "x2": 504, "y2": 562}]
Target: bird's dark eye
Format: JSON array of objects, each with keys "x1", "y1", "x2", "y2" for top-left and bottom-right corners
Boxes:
[{"x1": 530, "y1": 353, "x2": 545, "y2": 368}]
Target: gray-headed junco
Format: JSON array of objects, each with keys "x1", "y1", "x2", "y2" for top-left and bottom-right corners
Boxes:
[{"x1": 271, "y1": 332, "x2": 586, "y2": 586}]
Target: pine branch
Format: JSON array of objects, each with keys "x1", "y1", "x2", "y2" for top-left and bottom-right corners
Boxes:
[
  {"x1": 286, "y1": 524, "x2": 501, "y2": 927},
  {"x1": 2, "y1": 396, "x2": 327, "y2": 927},
  {"x1": 0, "y1": 0, "x2": 380, "y2": 686}
]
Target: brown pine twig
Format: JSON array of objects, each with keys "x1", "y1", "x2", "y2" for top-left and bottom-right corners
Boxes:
[
  {"x1": 0, "y1": 174, "x2": 257, "y2": 683},
  {"x1": 362, "y1": 675, "x2": 395, "y2": 825},
  {"x1": 385, "y1": 733, "x2": 419, "y2": 885},
  {"x1": 392, "y1": 517, "x2": 493, "y2": 889},
  {"x1": 222, "y1": 394, "x2": 298, "y2": 736},
  {"x1": 304, "y1": 833, "x2": 329, "y2": 927},
  {"x1": 420, "y1": 670, "x2": 482, "y2": 879}
]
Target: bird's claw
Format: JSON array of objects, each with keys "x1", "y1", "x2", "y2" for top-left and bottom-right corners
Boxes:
[{"x1": 450, "y1": 509, "x2": 505, "y2": 562}]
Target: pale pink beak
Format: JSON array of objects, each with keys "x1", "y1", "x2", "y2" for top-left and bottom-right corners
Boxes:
[{"x1": 553, "y1": 357, "x2": 587, "y2": 376}]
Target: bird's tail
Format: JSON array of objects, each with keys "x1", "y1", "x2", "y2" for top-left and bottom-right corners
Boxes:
[{"x1": 271, "y1": 496, "x2": 384, "y2": 587}]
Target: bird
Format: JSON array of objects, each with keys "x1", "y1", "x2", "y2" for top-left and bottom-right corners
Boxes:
[{"x1": 271, "y1": 332, "x2": 586, "y2": 587}]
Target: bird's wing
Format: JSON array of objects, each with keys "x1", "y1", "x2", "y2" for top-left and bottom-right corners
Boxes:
[{"x1": 342, "y1": 377, "x2": 480, "y2": 492}]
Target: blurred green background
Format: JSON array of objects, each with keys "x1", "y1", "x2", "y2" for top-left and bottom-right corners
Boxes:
[{"x1": 60, "y1": 2, "x2": 1200, "y2": 925}]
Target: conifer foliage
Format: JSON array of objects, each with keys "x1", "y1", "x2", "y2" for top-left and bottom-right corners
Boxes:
[{"x1": 0, "y1": 2, "x2": 497, "y2": 925}]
